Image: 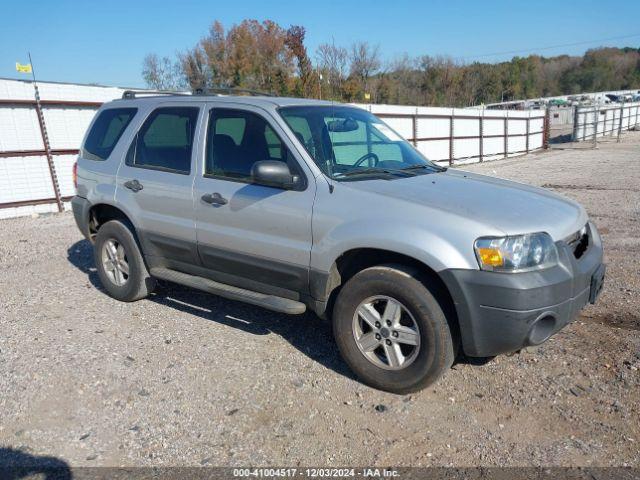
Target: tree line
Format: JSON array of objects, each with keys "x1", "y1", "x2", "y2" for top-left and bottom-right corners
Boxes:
[{"x1": 142, "y1": 19, "x2": 640, "y2": 107}]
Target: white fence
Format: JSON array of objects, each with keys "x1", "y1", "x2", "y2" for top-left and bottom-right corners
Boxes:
[
  {"x1": 364, "y1": 104, "x2": 545, "y2": 164},
  {"x1": 572, "y1": 102, "x2": 640, "y2": 141},
  {"x1": 0, "y1": 78, "x2": 129, "y2": 219},
  {"x1": 0, "y1": 78, "x2": 548, "y2": 220}
]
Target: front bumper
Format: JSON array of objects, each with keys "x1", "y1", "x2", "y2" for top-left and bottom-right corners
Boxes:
[{"x1": 441, "y1": 222, "x2": 604, "y2": 357}]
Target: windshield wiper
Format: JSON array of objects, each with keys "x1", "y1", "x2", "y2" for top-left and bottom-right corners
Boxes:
[
  {"x1": 400, "y1": 164, "x2": 448, "y2": 173},
  {"x1": 334, "y1": 167, "x2": 414, "y2": 178}
]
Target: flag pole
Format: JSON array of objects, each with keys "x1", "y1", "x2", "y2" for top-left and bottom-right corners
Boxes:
[
  {"x1": 28, "y1": 52, "x2": 63, "y2": 212},
  {"x1": 28, "y1": 52, "x2": 37, "y2": 83}
]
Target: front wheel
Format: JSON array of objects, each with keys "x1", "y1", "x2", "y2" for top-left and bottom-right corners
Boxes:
[{"x1": 333, "y1": 264, "x2": 455, "y2": 394}]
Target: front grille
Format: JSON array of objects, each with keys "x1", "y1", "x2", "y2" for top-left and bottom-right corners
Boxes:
[{"x1": 565, "y1": 224, "x2": 589, "y2": 259}]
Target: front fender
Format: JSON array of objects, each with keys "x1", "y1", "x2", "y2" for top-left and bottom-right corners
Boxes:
[{"x1": 310, "y1": 217, "x2": 477, "y2": 274}]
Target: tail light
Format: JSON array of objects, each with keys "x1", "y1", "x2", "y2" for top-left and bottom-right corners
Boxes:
[{"x1": 73, "y1": 160, "x2": 78, "y2": 191}]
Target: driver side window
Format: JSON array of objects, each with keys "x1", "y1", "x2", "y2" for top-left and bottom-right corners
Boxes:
[{"x1": 205, "y1": 108, "x2": 300, "y2": 181}]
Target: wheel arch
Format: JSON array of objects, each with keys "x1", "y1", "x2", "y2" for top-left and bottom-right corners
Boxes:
[
  {"x1": 313, "y1": 247, "x2": 460, "y2": 345},
  {"x1": 86, "y1": 202, "x2": 138, "y2": 242}
]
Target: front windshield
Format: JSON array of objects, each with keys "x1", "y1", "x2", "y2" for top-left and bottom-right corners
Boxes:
[{"x1": 279, "y1": 106, "x2": 444, "y2": 180}]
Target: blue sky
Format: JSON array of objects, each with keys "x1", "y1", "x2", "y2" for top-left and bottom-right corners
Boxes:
[{"x1": 2, "y1": 0, "x2": 639, "y2": 88}]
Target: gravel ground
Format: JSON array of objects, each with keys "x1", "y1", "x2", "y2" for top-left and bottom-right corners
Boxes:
[{"x1": 1, "y1": 132, "x2": 639, "y2": 468}]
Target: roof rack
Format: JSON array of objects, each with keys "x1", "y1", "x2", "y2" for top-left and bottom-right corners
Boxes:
[
  {"x1": 192, "y1": 87, "x2": 275, "y2": 97},
  {"x1": 121, "y1": 90, "x2": 190, "y2": 99}
]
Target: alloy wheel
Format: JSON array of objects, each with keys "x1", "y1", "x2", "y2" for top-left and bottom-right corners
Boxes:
[
  {"x1": 352, "y1": 295, "x2": 421, "y2": 370},
  {"x1": 101, "y1": 238, "x2": 130, "y2": 287}
]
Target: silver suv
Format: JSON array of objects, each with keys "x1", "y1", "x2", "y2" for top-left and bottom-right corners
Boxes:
[{"x1": 72, "y1": 91, "x2": 605, "y2": 393}]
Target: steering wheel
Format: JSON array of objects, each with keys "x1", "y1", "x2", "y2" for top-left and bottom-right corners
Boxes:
[{"x1": 353, "y1": 152, "x2": 380, "y2": 168}]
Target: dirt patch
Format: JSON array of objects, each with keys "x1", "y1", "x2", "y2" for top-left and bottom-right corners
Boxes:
[
  {"x1": 580, "y1": 312, "x2": 640, "y2": 331},
  {"x1": 541, "y1": 183, "x2": 640, "y2": 192}
]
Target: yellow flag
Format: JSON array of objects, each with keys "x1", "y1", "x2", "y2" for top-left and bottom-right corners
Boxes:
[
  {"x1": 364, "y1": 92, "x2": 371, "y2": 101},
  {"x1": 16, "y1": 62, "x2": 32, "y2": 73}
]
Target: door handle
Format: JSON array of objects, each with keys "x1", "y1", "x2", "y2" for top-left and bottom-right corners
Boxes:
[
  {"x1": 123, "y1": 179, "x2": 143, "y2": 192},
  {"x1": 201, "y1": 192, "x2": 228, "y2": 205}
]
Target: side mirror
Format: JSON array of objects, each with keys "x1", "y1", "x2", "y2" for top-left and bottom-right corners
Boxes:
[{"x1": 250, "y1": 160, "x2": 300, "y2": 189}]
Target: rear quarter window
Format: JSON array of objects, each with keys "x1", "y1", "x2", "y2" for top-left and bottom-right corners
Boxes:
[{"x1": 83, "y1": 108, "x2": 137, "y2": 161}]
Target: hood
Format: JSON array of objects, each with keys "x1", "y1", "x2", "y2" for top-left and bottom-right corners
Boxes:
[{"x1": 342, "y1": 169, "x2": 587, "y2": 240}]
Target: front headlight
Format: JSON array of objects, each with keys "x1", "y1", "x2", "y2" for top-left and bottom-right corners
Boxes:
[{"x1": 474, "y1": 232, "x2": 558, "y2": 272}]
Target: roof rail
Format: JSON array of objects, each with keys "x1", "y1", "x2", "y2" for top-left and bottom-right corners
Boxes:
[
  {"x1": 192, "y1": 87, "x2": 275, "y2": 97},
  {"x1": 121, "y1": 90, "x2": 190, "y2": 99}
]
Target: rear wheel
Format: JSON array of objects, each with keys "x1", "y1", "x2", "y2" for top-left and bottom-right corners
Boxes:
[
  {"x1": 333, "y1": 264, "x2": 455, "y2": 394},
  {"x1": 94, "y1": 220, "x2": 156, "y2": 302}
]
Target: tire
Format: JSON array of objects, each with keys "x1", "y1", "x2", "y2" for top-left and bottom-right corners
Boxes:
[
  {"x1": 333, "y1": 264, "x2": 455, "y2": 394},
  {"x1": 94, "y1": 219, "x2": 156, "y2": 302}
]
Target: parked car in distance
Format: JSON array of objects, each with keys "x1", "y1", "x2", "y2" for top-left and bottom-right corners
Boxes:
[
  {"x1": 72, "y1": 90, "x2": 605, "y2": 393},
  {"x1": 604, "y1": 93, "x2": 633, "y2": 103},
  {"x1": 548, "y1": 98, "x2": 568, "y2": 107},
  {"x1": 525, "y1": 100, "x2": 544, "y2": 110}
]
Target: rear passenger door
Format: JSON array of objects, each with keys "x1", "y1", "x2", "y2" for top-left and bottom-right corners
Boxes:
[
  {"x1": 193, "y1": 104, "x2": 316, "y2": 298},
  {"x1": 116, "y1": 103, "x2": 203, "y2": 268}
]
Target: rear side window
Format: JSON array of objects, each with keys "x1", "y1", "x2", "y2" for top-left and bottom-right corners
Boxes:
[
  {"x1": 83, "y1": 108, "x2": 137, "y2": 161},
  {"x1": 126, "y1": 107, "x2": 199, "y2": 174}
]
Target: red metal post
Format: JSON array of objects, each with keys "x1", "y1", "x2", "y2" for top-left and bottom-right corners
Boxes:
[
  {"x1": 592, "y1": 107, "x2": 599, "y2": 147},
  {"x1": 617, "y1": 102, "x2": 624, "y2": 142},
  {"x1": 479, "y1": 114, "x2": 484, "y2": 162},
  {"x1": 412, "y1": 114, "x2": 418, "y2": 147},
  {"x1": 33, "y1": 84, "x2": 63, "y2": 212},
  {"x1": 449, "y1": 115, "x2": 454, "y2": 166},
  {"x1": 503, "y1": 117, "x2": 508, "y2": 158},
  {"x1": 543, "y1": 107, "x2": 550, "y2": 149}
]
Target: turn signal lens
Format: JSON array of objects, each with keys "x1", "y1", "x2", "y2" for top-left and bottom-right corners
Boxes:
[{"x1": 476, "y1": 247, "x2": 504, "y2": 268}]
